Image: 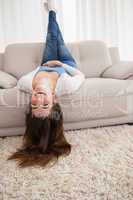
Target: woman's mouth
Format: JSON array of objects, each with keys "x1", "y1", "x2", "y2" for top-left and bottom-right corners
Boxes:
[{"x1": 36, "y1": 91, "x2": 46, "y2": 95}]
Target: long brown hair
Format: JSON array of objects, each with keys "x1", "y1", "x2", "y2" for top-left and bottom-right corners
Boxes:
[{"x1": 7, "y1": 103, "x2": 71, "y2": 168}]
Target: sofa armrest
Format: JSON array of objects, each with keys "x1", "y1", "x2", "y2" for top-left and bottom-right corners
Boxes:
[
  {"x1": 0, "y1": 70, "x2": 17, "y2": 89},
  {"x1": 109, "y1": 47, "x2": 120, "y2": 64},
  {"x1": 126, "y1": 75, "x2": 133, "y2": 80},
  {"x1": 102, "y1": 61, "x2": 133, "y2": 80},
  {"x1": 0, "y1": 53, "x2": 4, "y2": 70}
]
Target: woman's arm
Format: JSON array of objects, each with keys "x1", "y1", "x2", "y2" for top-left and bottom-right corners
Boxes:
[
  {"x1": 42, "y1": 60, "x2": 62, "y2": 67},
  {"x1": 62, "y1": 63, "x2": 85, "y2": 77},
  {"x1": 43, "y1": 61, "x2": 84, "y2": 77},
  {"x1": 56, "y1": 67, "x2": 85, "y2": 96}
]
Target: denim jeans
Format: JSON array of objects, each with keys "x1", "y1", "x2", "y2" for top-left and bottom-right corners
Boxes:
[{"x1": 41, "y1": 11, "x2": 77, "y2": 68}]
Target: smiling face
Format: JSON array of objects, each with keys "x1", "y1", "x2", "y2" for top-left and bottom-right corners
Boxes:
[{"x1": 31, "y1": 83, "x2": 57, "y2": 118}]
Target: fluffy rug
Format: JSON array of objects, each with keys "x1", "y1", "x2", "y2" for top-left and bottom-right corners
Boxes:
[{"x1": 1, "y1": 124, "x2": 133, "y2": 200}]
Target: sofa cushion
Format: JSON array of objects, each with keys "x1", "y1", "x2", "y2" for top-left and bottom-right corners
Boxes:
[
  {"x1": 0, "y1": 53, "x2": 4, "y2": 70},
  {"x1": 0, "y1": 86, "x2": 30, "y2": 107},
  {"x1": 4, "y1": 41, "x2": 112, "y2": 79},
  {"x1": 102, "y1": 61, "x2": 133, "y2": 79},
  {"x1": 58, "y1": 78, "x2": 133, "y2": 122},
  {"x1": 1, "y1": 78, "x2": 133, "y2": 128},
  {"x1": 0, "y1": 87, "x2": 30, "y2": 128},
  {"x1": 67, "y1": 40, "x2": 112, "y2": 78},
  {"x1": 0, "y1": 70, "x2": 17, "y2": 89},
  {"x1": 108, "y1": 47, "x2": 120, "y2": 64},
  {"x1": 4, "y1": 43, "x2": 44, "y2": 79}
]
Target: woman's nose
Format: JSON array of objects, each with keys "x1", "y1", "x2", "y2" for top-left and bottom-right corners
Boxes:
[{"x1": 37, "y1": 95, "x2": 44, "y2": 103}]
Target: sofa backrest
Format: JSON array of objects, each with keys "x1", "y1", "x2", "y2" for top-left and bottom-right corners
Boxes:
[
  {"x1": 3, "y1": 40, "x2": 112, "y2": 79},
  {"x1": 0, "y1": 53, "x2": 4, "y2": 70},
  {"x1": 108, "y1": 47, "x2": 120, "y2": 64},
  {"x1": 4, "y1": 43, "x2": 44, "y2": 79}
]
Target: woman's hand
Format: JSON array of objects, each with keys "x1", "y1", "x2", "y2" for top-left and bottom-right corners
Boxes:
[{"x1": 42, "y1": 60, "x2": 63, "y2": 67}]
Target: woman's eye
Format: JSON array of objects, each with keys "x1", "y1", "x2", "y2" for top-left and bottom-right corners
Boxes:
[
  {"x1": 42, "y1": 104, "x2": 49, "y2": 108},
  {"x1": 31, "y1": 104, "x2": 38, "y2": 108}
]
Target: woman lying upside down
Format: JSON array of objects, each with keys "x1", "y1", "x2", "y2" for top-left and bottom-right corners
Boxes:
[{"x1": 7, "y1": 0, "x2": 85, "y2": 168}]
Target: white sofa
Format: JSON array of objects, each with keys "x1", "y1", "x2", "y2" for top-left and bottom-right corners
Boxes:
[{"x1": 0, "y1": 40, "x2": 133, "y2": 137}]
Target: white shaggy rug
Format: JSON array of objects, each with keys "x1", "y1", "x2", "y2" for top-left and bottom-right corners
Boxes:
[{"x1": 1, "y1": 124, "x2": 133, "y2": 200}]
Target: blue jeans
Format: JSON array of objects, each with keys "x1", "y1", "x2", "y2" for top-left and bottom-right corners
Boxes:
[{"x1": 41, "y1": 11, "x2": 77, "y2": 67}]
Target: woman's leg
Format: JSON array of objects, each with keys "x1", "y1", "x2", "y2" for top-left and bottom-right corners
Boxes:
[
  {"x1": 56, "y1": 19, "x2": 77, "y2": 67},
  {"x1": 41, "y1": 11, "x2": 58, "y2": 65},
  {"x1": 41, "y1": 10, "x2": 77, "y2": 68}
]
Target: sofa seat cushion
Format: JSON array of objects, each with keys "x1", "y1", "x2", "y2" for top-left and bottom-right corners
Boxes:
[
  {"x1": 0, "y1": 106, "x2": 26, "y2": 128},
  {"x1": 0, "y1": 87, "x2": 30, "y2": 128},
  {"x1": 58, "y1": 78, "x2": 133, "y2": 122},
  {"x1": 1, "y1": 78, "x2": 133, "y2": 128}
]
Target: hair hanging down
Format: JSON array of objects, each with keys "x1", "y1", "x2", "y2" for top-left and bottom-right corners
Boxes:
[{"x1": 7, "y1": 103, "x2": 71, "y2": 168}]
